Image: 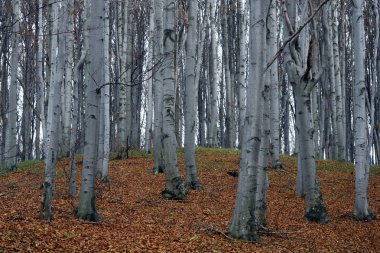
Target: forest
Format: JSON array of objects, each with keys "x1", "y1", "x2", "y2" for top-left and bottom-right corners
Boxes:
[{"x1": 0, "y1": 0, "x2": 379, "y2": 252}]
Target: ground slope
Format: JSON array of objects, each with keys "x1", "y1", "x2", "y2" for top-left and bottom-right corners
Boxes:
[{"x1": 0, "y1": 148, "x2": 379, "y2": 252}]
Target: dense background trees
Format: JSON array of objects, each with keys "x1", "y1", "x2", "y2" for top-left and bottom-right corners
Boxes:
[{"x1": 0, "y1": 0, "x2": 378, "y2": 241}]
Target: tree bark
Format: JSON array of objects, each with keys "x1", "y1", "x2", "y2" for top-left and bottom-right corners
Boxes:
[
  {"x1": 77, "y1": 0, "x2": 105, "y2": 221},
  {"x1": 282, "y1": 0, "x2": 328, "y2": 223},
  {"x1": 161, "y1": 0, "x2": 185, "y2": 200},
  {"x1": 267, "y1": 0, "x2": 281, "y2": 168},
  {"x1": 153, "y1": 0, "x2": 164, "y2": 173},
  {"x1": 229, "y1": 0, "x2": 267, "y2": 242},
  {"x1": 4, "y1": 0, "x2": 20, "y2": 171},
  {"x1": 184, "y1": 0, "x2": 201, "y2": 190},
  {"x1": 352, "y1": 0, "x2": 374, "y2": 221}
]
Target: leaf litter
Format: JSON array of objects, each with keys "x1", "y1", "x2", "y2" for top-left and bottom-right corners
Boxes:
[{"x1": 0, "y1": 150, "x2": 379, "y2": 252}]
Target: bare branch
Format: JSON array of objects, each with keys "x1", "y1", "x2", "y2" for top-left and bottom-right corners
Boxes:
[{"x1": 266, "y1": 0, "x2": 331, "y2": 71}]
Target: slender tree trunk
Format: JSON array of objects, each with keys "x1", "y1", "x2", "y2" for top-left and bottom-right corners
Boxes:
[
  {"x1": 267, "y1": 0, "x2": 281, "y2": 168},
  {"x1": 237, "y1": 0, "x2": 246, "y2": 149},
  {"x1": 117, "y1": 1, "x2": 129, "y2": 158},
  {"x1": 102, "y1": 0, "x2": 111, "y2": 182},
  {"x1": 144, "y1": 5, "x2": 155, "y2": 154},
  {"x1": 125, "y1": 1, "x2": 134, "y2": 149},
  {"x1": 229, "y1": 0, "x2": 267, "y2": 242},
  {"x1": 161, "y1": 0, "x2": 185, "y2": 200},
  {"x1": 4, "y1": 0, "x2": 20, "y2": 170},
  {"x1": 40, "y1": 0, "x2": 62, "y2": 221},
  {"x1": 332, "y1": 1, "x2": 345, "y2": 161},
  {"x1": 375, "y1": 0, "x2": 380, "y2": 164},
  {"x1": 35, "y1": 0, "x2": 45, "y2": 160},
  {"x1": 184, "y1": 0, "x2": 202, "y2": 190},
  {"x1": 222, "y1": 0, "x2": 233, "y2": 148},
  {"x1": 153, "y1": 0, "x2": 164, "y2": 173},
  {"x1": 352, "y1": 0, "x2": 374, "y2": 221},
  {"x1": 77, "y1": 0, "x2": 105, "y2": 221},
  {"x1": 62, "y1": 1, "x2": 74, "y2": 157},
  {"x1": 282, "y1": 0, "x2": 328, "y2": 223},
  {"x1": 207, "y1": 0, "x2": 218, "y2": 147},
  {"x1": 255, "y1": 75, "x2": 270, "y2": 228}
]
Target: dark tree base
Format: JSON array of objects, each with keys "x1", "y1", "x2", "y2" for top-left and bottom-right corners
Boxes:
[
  {"x1": 272, "y1": 162, "x2": 284, "y2": 170},
  {"x1": 227, "y1": 170, "x2": 239, "y2": 177},
  {"x1": 186, "y1": 181, "x2": 203, "y2": 190},
  {"x1": 305, "y1": 202, "x2": 329, "y2": 224},
  {"x1": 39, "y1": 182, "x2": 53, "y2": 221},
  {"x1": 161, "y1": 190, "x2": 186, "y2": 200},
  {"x1": 354, "y1": 211, "x2": 376, "y2": 222},
  {"x1": 153, "y1": 166, "x2": 165, "y2": 174},
  {"x1": 228, "y1": 231, "x2": 260, "y2": 243},
  {"x1": 102, "y1": 176, "x2": 110, "y2": 184},
  {"x1": 76, "y1": 212, "x2": 101, "y2": 222}
]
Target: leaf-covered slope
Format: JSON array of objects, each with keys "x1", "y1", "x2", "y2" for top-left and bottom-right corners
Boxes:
[{"x1": 0, "y1": 150, "x2": 379, "y2": 252}]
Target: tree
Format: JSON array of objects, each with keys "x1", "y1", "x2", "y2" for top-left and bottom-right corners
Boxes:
[
  {"x1": 40, "y1": 0, "x2": 64, "y2": 221},
  {"x1": 236, "y1": 0, "x2": 247, "y2": 148},
  {"x1": 77, "y1": 0, "x2": 105, "y2": 221},
  {"x1": 352, "y1": 0, "x2": 375, "y2": 221},
  {"x1": 229, "y1": 0, "x2": 267, "y2": 242},
  {"x1": 160, "y1": 0, "x2": 185, "y2": 200},
  {"x1": 184, "y1": 0, "x2": 202, "y2": 190},
  {"x1": 153, "y1": 0, "x2": 165, "y2": 173},
  {"x1": 267, "y1": 0, "x2": 281, "y2": 168},
  {"x1": 4, "y1": 0, "x2": 20, "y2": 171},
  {"x1": 207, "y1": 0, "x2": 218, "y2": 147},
  {"x1": 281, "y1": 0, "x2": 328, "y2": 223}
]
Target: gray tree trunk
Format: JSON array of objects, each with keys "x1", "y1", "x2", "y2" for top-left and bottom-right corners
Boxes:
[
  {"x1": 35, "y1": 0, "x2": 45, "y2": 160},
  {"x1": 4, "y1": 0, "x2": 20, "y2": 171},
  {"x1": 207, "y1": 0, "x2": 218, "y2": 147},
  {"x1": 332, "y1": 1, "x2": 345, "y2": 161},
  {"x1": 237, "y1": 0, "x2": 247, "y2": 148},
  {"x1": 228, "y1": 0, "x2": 267, "y2": 242},
  {"x1": 102, "y1": 0, "x2": 111, "y2": 182},
  {"x1": 77, "y1": 0, "x2": 105, "y2": 221},
  {"x1": 255, "y1": 75, "x2": 270, "y2": 228},
  {"x1": 267, "y1": 0, "x2": 281, "y2": 168},
  {"x1": 153, "y1": 0, "x2": 164, "y2": 173},
  {"x1": 352, "y1": 0, "x2": 374, "y2": 221},
  {"x1": 282, "y1": 0, "x2": 328, "y2": 223},
  {"x1": 144, "y1": 5, "x2": 155, "y2": 154},
  {"x1": 40, "y1": 0, "x2": 63, "y2": 221},
  {"x1": 62, "y1": 1, "x2": 74, "y2": 157},
  {"x1": 221, "y1": 0, "x2": 233, "y2": 148},
  {"x1": 184, "y1": 0, "x2": 201, "y2": 190},
  {"x1": 117, "y1": 1, "x2": 129, "y2": 158},
  {"x1": 161, "y1": 0, "x2": 185, "y2": 200}
]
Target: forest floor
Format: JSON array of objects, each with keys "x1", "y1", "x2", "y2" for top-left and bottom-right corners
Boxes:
[{"x1": 0, "y1": 148, "x2": 379, "y2": 253}]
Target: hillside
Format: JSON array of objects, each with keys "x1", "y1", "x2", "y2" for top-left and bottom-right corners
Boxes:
[{"x1": 0, "y1": 148, "x2": 379, "y2": 252}]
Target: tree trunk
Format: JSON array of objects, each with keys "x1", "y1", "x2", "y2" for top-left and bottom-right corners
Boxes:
[
  {"x1": 4, "y1": 0, "x2": 20, "y2": 171},
  {"x1": 161, "y1": 0, "x2": 185, "y2": 200},
  {"x1": 153, "y1": 0, "x2": 164, "y2": 173},
  {"x1": 144, "y1": 5, "x2": 155, "y2": 154},
  {"x1": 184, "y1": 0, "x2": 201, "y2": 190},
  {"x1": 40, "y1": 0, "x2": 63, "y2": 221},
  {"x1": 352, "y1": 0, "x2": 374, "y2": 221},
  {"x1": 102, "y1": 0, "x2": 111, "y2": 182},
  {"x1": 236, "y1": 0, "x2": 246, "y2": 149},
  {"x1": 267, "y1": 0, "x2": 281, "y2": 168},
  {"x1": 228, "y1": 0, "x2": 267, "y2": 242},
  {"x1": 77, "y1": 0, "x2": 105, "y2": 221},
  {"x1": 282, "y1": 0, "x2": 328, "y2": 223},
  {"x1": 207, "y1": 0, "x2": 218, "y2": 147},
  {"x1": 221, "y1": 0, "x2": 233, "y2": 148}
]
